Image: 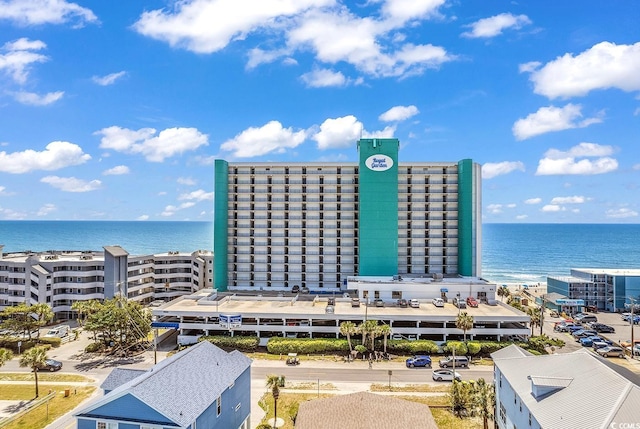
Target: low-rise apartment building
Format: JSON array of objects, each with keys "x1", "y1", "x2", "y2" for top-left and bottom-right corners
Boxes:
[{"x1": 0, "y1": 245, "x2": 213, "y2": 319}]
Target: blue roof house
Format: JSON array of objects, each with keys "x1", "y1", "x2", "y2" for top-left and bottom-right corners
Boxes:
[{"x1": 75, "y1": 341, "x2": 252, "y2": 429}]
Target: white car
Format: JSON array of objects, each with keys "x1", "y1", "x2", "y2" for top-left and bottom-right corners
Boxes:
[
  {"x1": 409, "y1": 299, "x2": 420, "y2": 308},
  {"x1": 432, "y1": 369, "x2": 461, "y2": 382},
  {"x1": 432, "y1": 298, "x2": 445, "y2": 307}
]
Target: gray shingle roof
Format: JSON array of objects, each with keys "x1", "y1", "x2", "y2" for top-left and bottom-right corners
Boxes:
[
  {"x1": 295, "y1": 391, "x2": 439, "y2": 429},
  {"x1": 493, "y1": 348, "x2": 640, "y2": 429},
  {"x1": 77, "y1": 341, "x2": 251, "y2": 427},
  {"x1": 491, "y1": 344, "x2": 534, "y2": 360},
  {"x1": 100, "y1": 368, "x2": 146, "y2": 392}
]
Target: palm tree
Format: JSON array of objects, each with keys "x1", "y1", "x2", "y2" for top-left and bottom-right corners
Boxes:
[
  {"x1": 455, "y1": 312, "x2": 474, "y2": 342},
  {"x1": 497, "y1": 286, "x2": 510, "y2": 302},
  {"x1": 377, "y1": 324, "x2": 392, "y2": 353},
  {"x1": 20, "y1": 346, "x2": 48, "y2": 398},
  {"x1": 527, "y1": 307, "x2": 542, "y2": 336},
  {"x1": 265, "y1": 374, "x2": 281, "y2": 429},
  {"x1": 471, "y1": 378, "x2": 495, "y2": 429},
  {"x1": 72, "y1": 299, "x2": 100, "y2": 327},
  {"x1": 358, "y1": 320, "x2": 379, "y2": 350},
  {"x1": 339, "y1": 321, "x2": 358, "y2": 353},
  {"x1": 0, "y1": 348, "x2": 13, "y2": 367}
]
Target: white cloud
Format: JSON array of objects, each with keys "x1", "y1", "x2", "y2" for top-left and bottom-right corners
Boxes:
[
  {"x1": 512, "y1": 103, "x2": 602, "y2": 140},
  {"x1": 523, "y1": 41, "x2": 640, "y2": 99},
  {"x1": 13, "y1": 90, "x2": 63, "y2": 105},
  {"x1": 177, "y1": 177, "x2": 197, "y2": 186},
  {"x1": 481, "y1": 161, "x2": 525, "y2": 179},
  {"x1": 92, "y1": 71, "x2": 126, "y2": 86},
  {"x1": 36, "y1": 203, "x2": 56, "y2": 216},
  {"x1": 524, "y1": 198, "x2": 541, "y2": 205},
  {"x1": 515, "y1": 214, "x2": 528, "y2": 220},
  {"x1": 486, "y1": 203, "x2": 503, "y2": 214},
  {"x1": 220, "y1": 120, "x2": 306, "y2": 158},
  {"x1": 134, "y1": 0, "x2": 328, "y2": 54},
  {"x1": 0, "y1": 207, "x2": 26, "y2": 219},
  {"x1": 0, "y1": 38, "x2": 48, "y2": 84},
  {"x1": 161, "y1": 202, "x2": 196, "y2": 217},
  {"x1": 379, "y1": 105, "x2": 419, "y2": 122},
  {"x1": 134, "y1": 0, "x2": 454, "y2": 79},
  {"x1": 506, "y1": 203, "x2": 516, "y2": 208},
  {"x1": 518, "y1": 61, "x2": 540, "y2": 73},
  {"x1": 40, "y1": 176, "x2": 102, "y2": 192},
  {"x1": 300, "y1": 68, "x2": 348, "y2": 88},
  {"x1": 634, "y1": 108, "x2": 640, "y2": 116},
  {"x1": 178, "y1": 189, "x2": 213, "y2": 201},
  {"x1": 96, "y1": 126, "x2": 209, "y2": 162},
  {"x1": 103, "y1": 165, "x2": 130, "y2": 175},
  {"x1": 541, "y1": 204, "x2": 564, "y2": 212},
  {"x1": 605, "y1": 208, "x2": 638, "y2": 219},
  {"x1": 313, "y1": 115, "x2": 361, "y2": 150},
  {"x1": 0, "y1": 141, "x2": 90, "y2": 174},
  {"x1": 137, "y1": 214, "x2": 150, "y2": 221},
  {"x1": 461, "y1": 13, "x2": 531, "y2": 39},
  {"x1": 550, "y1": 196, "x2": 587, "y2": 204},
  {"x1": 536, "y1": 142, "x2": 618, "y2": 176},
  {"x1": 0, "y1": 0, "x2": 97, "y2": 26},
  {"x1": 362, "y1": 125, "x2": 396, "y2": 139},
  {"x1": 633, "y1": 164, "x2": 640, "y2": 171}
]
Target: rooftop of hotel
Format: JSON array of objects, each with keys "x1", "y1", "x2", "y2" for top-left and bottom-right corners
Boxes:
[
  {"x1": 153, "y1": 289, "x2": 528, "y2": 320},
  {"x1": 0, "y1": 248, "x2": 212, "y2": 263},
  {"x1": 571, "y1": 268, "x2": 640, "y2": 276}
]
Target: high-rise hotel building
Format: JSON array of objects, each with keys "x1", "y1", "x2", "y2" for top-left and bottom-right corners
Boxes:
[{"x1": 214, "y1": 138, "x2": 481, "y2": 292}]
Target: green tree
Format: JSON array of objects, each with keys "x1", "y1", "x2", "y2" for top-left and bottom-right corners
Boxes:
[
  {"x1": 265, "y1": 374, "x2": 281, "y2": 429},
  {"x1": 358, "y1": 320, "x2": 379, "y2": 350},
  {"x1": 85, "y1": 297, "x2": 151, "y2": 354},
  {"x1": 455, "y1": 312, "x2": 474, "y2": 342},
  {"x1": 0, "y1": 303, "x2": 53, "y2": 340},
  {"x1": 471, "y1": 378, "x2": 495, "y2": 429},
  {"x1": 0, "y1": 348, "x2": 14, "y2": 367},
  {"x1": 19, "y1": 346, "x2": 47, "y2": 398},
  {"x1": 526, "y1": 334, "x2": 565, "y2": 354},
  {"x1": 339, "y1": 321, "x2": 357, "y2": 353},
  {"x1": 497, "y1": 286, "x2": 510, "y2": 302},
  {"x1": 377, "y1": 324, "x2": 392, "y2": 353},
  {"x1": 527, "y1": 307, "x2": 542, "y2": 336},
  {"x1": 72, "y1": 299, "x2": 101, "y2": 328},
  {"x1": 449, "y1": 379, "x2": 473, "y2": 417}
]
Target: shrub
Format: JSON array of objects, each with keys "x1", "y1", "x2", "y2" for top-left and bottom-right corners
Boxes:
[
  {"x1": 386, "y1": 340, "x2": 439, "y2": 355},
  {"x1": 466, "y1": 341, "x2": 482, "y2": 356},
  {"x1": 200, "y1": 336, "x2": 260, "y2": 352},
  {"x1": 443, "y1": 341, "x2": 468, "y2": 355},
  {"x1": 85, "y1": 342, "x2": 105, "y2": 353},
  {"x1": 266, "y1": 337, "x2": 350, "y2": 355},
  {"x1": 38, "y1": 337, "x2": 61, "y2": 348}
]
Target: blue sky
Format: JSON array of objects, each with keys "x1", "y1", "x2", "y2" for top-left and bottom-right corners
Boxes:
[{"x1": 0, "y1": 0, "x2": 638, "y2": 223}]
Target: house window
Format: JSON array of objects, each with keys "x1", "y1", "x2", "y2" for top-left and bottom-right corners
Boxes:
[
  {"x1": 529, "y1": 412, "x2": 532, "y2": 426},
  {"x1": 97, "y1": 422, "x2": 117, "y2": 429},
  {"x1": 499, "y1": 402, "x2": 506, "y2": 424},
  {"x1": 217, "y1": 395, "x2": 222, "y2": 416}
]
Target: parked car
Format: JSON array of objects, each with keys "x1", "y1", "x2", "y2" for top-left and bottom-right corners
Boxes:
[
  {"x1": 432, "y1": 298, "x2": 445, "y2": 307},
  {"x1": 327, "y1": 297, "x2": 335, "y2": 306},
  {"x1": 325, "y1": 305, "x2": 334, "y2": 314},
  {"x1": 374, "y1": 299, "x2": 385, "y2": 307},
  {"x1": 579, "y1": 336, "x2": 611, "y2": 347},
  {"x1": 596, "y1": 346, "x2": 625, "y2": 358},
  {"x1": 453, "y1": 297, "x2": 467, "y2": 309},
  {"x1": 439, "y1": 356, "x2": 469, "y2": 368},
  {"x1": 44, "y1": 325, "x2": 70, "y2": 338},
  {"x1": 397, "y1": 299, "x2": 408, "y2": 308},
  {"x1": 36, "y1": 359, "x2": 62, "y2": 372},
  {"x1": 555, "y1": 323, "x2": 580, "y2": 332},
  {"x1": 590, "y1": 323, "x2": 615, "y2": 333},
  {"x1": 574, "y1": 314, "x2": 598, "y2": 324},
  {"x1": 291, "y1": 285, "x2": 300, "y2": 293},
  {"x1": 406, "y1": 355, "x2": 432, "y2": 368},
  {"x1": 572, "y1": 330, "x2": 598, "y2": 339},
  {"x1": 432, "y1": 369, "x2": 461, "y2": 382},
  {"x1": 351, "y1": 298, "x2": 361, "y2": 307},
  {"x1": 592, "y1": 340, "x2": 611, "y2": 350},
  {"x1": 409, "y1": 299, "x2": 420, "y2": 308},
  {"x1": 466, "y1": 297, "x2": 478, "y2": 308}
]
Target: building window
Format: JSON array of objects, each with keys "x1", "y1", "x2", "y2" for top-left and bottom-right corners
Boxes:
[
  {"x1": 97, "y1": 422, "x2": 117, "y2": 429},
  {"x1": 217, "y1": 395, "x2": 222, "y2": 416},
  {"x1": 529, "y1": 412, "x2": 532, "y2": 425},
  {"x1": 499, "y1": 402, "x2": 506, "y2": 424}
]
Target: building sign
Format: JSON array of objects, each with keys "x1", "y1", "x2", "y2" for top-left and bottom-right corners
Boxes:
[
  {"x1": 556, "y1": 299, "x2": 585, "y2": 306},
  {"x1": 220, "y1": 314, "x2": 242, "y2": 329},
  {"x1": 365, "y1": 154, "x2": 394, "y2": 172}
]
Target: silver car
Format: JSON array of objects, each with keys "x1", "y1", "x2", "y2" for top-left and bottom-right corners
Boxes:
[{"x1": 432, "y1": 369, "x2": 461, "y2": 382}]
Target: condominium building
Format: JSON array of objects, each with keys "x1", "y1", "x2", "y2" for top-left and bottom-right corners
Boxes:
[
  {"x1": 214, "y1": 138, "x2": 482, "y2": 292},
  {"x1": 0, "y1": 245, "x2": 213, "y2": 319},
  {"x1": 547, "y1": 268, "x2": 640, "y2": 312}
]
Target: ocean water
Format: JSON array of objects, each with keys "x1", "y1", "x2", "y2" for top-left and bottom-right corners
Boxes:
[{"x1": 0, "y1": 221, "x2": 638, "y2": 284}]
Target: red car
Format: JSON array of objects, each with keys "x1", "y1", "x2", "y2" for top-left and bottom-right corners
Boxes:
[{"x1": 466, "y1": 297, "x2": 478, "y2": 307}]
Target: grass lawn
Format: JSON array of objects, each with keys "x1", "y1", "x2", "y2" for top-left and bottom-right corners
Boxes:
[
  {"x1": 0, "y1": 373, "x2": 92, "y2": 383},
  {"x1": 259, "y1": 392, "x2": 333, "y2": 429},
  {"x1": 1, "y1": 386, "x2": 96, "y2": 429}
]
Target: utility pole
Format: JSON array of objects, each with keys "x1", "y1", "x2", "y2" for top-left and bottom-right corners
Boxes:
[
  {"x1": 540, "y1": 294, "x2": 545, "y2": 336},
  {"x1": 631, "y1": 297, "x2": 635, "y2": 355}
]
